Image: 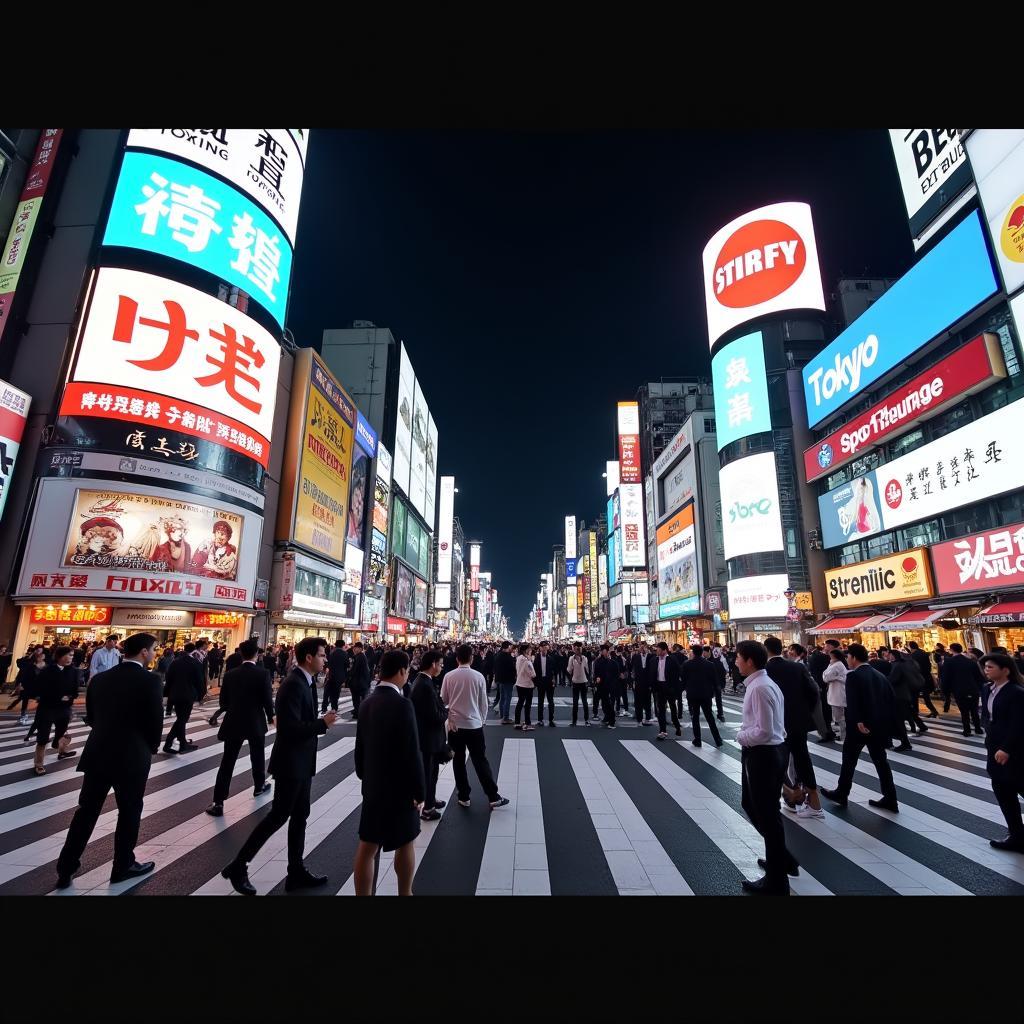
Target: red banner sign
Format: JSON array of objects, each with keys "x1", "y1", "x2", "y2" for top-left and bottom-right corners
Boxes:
[
  {"x1": 30, "y1": 605, "x2": 111, "y2": 626},
  {"x1": 803, "y1": 334, "x2": 1006, "y2": 483},
  {"x1": 619, "y1": 433, "x2": 641, "y2": 483},
  {"x1": 194, "y1": 610, "x2": 245, "y2": 628},
  {"x1": 932, "y1": 520, "x2": 1024, "y2": 596},
  {"x1": 386, "y1": 616, "x2": 407, "y2": 634}
]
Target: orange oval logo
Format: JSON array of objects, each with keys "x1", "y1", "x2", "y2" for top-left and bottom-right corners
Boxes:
[{"x1": 713, "y1": 219, "x2": 806, "y2": 308}]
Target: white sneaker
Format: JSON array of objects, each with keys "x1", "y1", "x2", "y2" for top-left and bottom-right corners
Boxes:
[
  {"x1": 784, "y1": 802, "x2": 803, "y2": 815},
  {"x1": 19, "y1": 715, "x2": 29, "y2": 725},
  {"x1": 796, "y1": 803, "x2": 826, "y2": 820}
]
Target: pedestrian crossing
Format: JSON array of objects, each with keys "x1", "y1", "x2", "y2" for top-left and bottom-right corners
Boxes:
[{"x1": 0, "y1": 687, "x2": 1022, "y2": 895}]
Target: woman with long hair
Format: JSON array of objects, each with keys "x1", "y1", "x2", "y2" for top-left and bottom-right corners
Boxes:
[{"x1": 514, "y1": 643, "x2": 536, "y2": 732}]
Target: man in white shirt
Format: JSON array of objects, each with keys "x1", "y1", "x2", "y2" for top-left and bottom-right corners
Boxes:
[
  {"x1": 88, "y1": 634, "x2": 122, "y2": 681},
  {"x1": 735, "y1": 640, "x2": 797, "y2": 895},
  {"x1": 440, "y1": 644, "x2": 509, "y2": 810}
]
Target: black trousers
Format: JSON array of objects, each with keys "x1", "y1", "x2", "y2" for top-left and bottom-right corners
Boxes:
[
  {"x1": 919, "y1": 687, "x2": 939, "y2": 716},
  {"x1": 535, "y1": 681, "x2": 555, "y2": 723},
  {"x1": 235, "y1": 775, "x2": 312, "y2": 871},
  {"x1": 634, "y1": 683, "x2": 651, "y2": 723},
  {"x1": 571, "y1": 684, "x2": 590, "y2": 724},
  {"x1": 785, "y1": 731, "x2": 816, "y2": 790},
  {"x1": 892, "y1": 706, "x2": 912, "y2": 747},
  {"x1": 713, "y1": 683, "x2": 724, "y2": 719},
  {"x1": 213, "y1": 733, "x2": 266, "y2": 803},
  {"x1": 688, "y1": 696, "x2": 722, "y2": 745},
  {"x1": 740, "y1": 744, "x2": 792, "y2": 886},
  {"x1": 592, "y1": 685, "x2": 601, "y2": 718},
  {"x1": 350, "y1": 687, "x2": 367, "y2": 719},
  {"x1": 672, "y1": 688, "x2": 685, "y2": 724},
  {"x1": 597, "y1": 683, "x2": 615, "y2": 725},
  {"x1": 655, "y1": 689, "x2": 680, "y2": 733},
  {"x1": 164, "y1": 702, "x2": 192, "y2": 749},
  {"x1": 57, "y1": 770, "x2": 148, "y2": 877},
  {"x1": 321, "y1": 680, "x2": 341, "y2": 713},
  {"x1": 956, "y1": 691, "x2": 982, "y2": 734},
  {"x1": 422, "y1": 750, "x2": 440, "y2": 809},
  {"x1": 818, "y1": 686, "x2": 834, "y2": 734},
  {"x1": 991, "y1": 776, "x2": 1024, "y2": 839},
  {"x1": 514, "y1": 686, "x2": 533, "y2": 726},
  {"x1": 834, "y1": 731, "x2": 898, "y2": 803},
  {"x1": 615, "y1": 680, "x2": 629, "y2": 713},
  {"x1": 449, "y1": 727, "x2": 499, "y2": 802}
]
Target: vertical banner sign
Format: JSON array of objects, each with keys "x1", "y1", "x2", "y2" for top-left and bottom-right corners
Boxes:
[
  {"x1": 0, "y1": 129, "x2": 63, "y2": 346},
  {"x1": 617, "y1": 402, "x2": 641, "y2": 483},
  {"x1": 564, "y1": 516, "x2": 577, "y2": 561},
  {"x1": 620, "y1": 484, "x2": 647, "y2": 568},
  {"x1": 0, "y1": 379, "x2": 31, "y2": 523},
  {"x1": 606, "y1": 460, "x2": 620, "y2": 496},
  {"x1": 589, "y1": 532, "x2": 599, "y2": 611},
  {"x1": 437, "y1": 476, "x2": 455, "y2": 583},
  {"x1": 470, "y1": 542, "x2": 480, "y2": 593}
]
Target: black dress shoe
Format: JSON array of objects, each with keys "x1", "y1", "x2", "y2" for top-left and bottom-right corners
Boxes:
[
  {"x1": 206, "y1": 802, "x2": 224, "y2": 816},
  {"x1": 869, "y1": 798, "x2": 899, "y2": 813},
  {"x1": 692, "y1": 739, "x2": 702, "y2": 747},
  {"x1": 893, "y1": 743, "x2": 913, "y2": 752},
  {"x1": 758, "y1": 856, "x2": 800, "y2": 878},
  {"x1": 162, "y1": 746, "x2": 177, "y2": 755},
  {"x1": 820, "y1": 787, "x2": 848, "y2": 808},
  {"x1": 285, "y1": 868, "x2": 328, "y2": 892},
  {"x1": 179, "y1": 742, "x2": 198, "y2": 752},
  {"x1": 222, "y1": 861, "x2": 256, "y2": 896},
  {"x1": 55, "y1": 874, "x2": 72, "y2": 890},
  {"x1": 110, "y1": 860, "x2": 155, "y2": 884},
  {"x1": 675, "y1": 727, "x2": 682, "y2": 737},
  {"x1": 741, "y1": 876, "x2": 789, "y2": 895},
  {"x1": 433, "y1": 799, "x2": 446, "y2": 809},
  {"x1": 990, "y1": 836, "x2": 1024, "y2": 852},
  {"x1": 253, "y1": 782, "x2": 272, "y2": 796}
]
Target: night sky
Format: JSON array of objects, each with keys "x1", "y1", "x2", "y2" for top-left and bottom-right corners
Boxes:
[{"x1": 287, "y1": 130, "x2": 916, "y2": 631}]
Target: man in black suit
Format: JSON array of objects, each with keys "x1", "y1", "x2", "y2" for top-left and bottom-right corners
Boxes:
[
  {"x1": 631, "y1": 643, "x2": 654, "y2": 726},
  {"x1": 593, "y1": 644, "x2": 620, "y2": 729},
  {"x1": 940, "y1": 643, "x2": 986, "y2": 736},
  {"x1": 208, "y1": 645, "x2": 244, "y2": 727},
  {"x1": 704, "y1": 646, "x2": 727, "y2": 722},
  {"x1": 206, "y1": 638, "x2": 275, "y2": 816},
  {"x1": 352, "y1": 649, "x2": 425, "y2": 896},
  {"x1": 223, "y1": 637, "x2": 337, "y2": 895},
  {"x1": 765, "y1": 636, "x2": 824, "y2": 818},
  {"x1": 348, "y1": 642, "x2": 371, "y2": 719},
  {"x1": 409, "y1": 650, "x2": 448, "y2": 821},
  {"x1": 533, "y1": 640, "x2": 557, "y2": 727},
  {"x1": 681, "y1": 645, "x2": 723, "y2": 748},
  {"x1": 55, "y1": 633, "x2": 163, "y2": 889},
  {"x1": 323, "y1": 641, "x2": 350, "y2": 714},
  {"x1": 493, "y1": 641, "x2": 517, "y2": 723},
  {"x1": 821, "y1": 643, "x2": 899, "y2": 812},
  {"x1": 907, "y1": 641, "x2": 940, "y2": 718},
  {"x1": 162, "y1": 642, "x2": 205, "y2": 754},
  {"x1": 648, "y1": 641, "x2": 681, "y2": 740},
  {"x1": 980, "y1": 654, "x2": 1024, "y2": 852},
  {"x1": 807, "y1": 642, "x2": 836, "y2": 740}
]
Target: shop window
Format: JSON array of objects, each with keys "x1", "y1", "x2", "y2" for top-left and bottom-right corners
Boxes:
[
  {"x1": 995, "y1": 491, "x2": 1024, "y2": 525},
  {"x1": 889, "y1": 428, "x2": 924, "y2": 461},
  {"x1": 941, "y1": 505, "x2": 991, "y2": 542},
  {"x1": 929, "y1": 399, "x2": 971, "y2": 441},
  {"x1": 865, "y1": 533, "x2": 895, "y2": 559},
  {"x1": 786, "y1": 528, "x2": 798, "y2": 559},
  {"x1": 997, "y1": 323, "x2": 1022, "y2": 379},
  {"x1": 839, "y1": 543, "x2": 863, "y2": 567},
  {"x1": 295, "y1": 568, "x2": 342, "y2": 604},
  {"x1": 850, "y1": 450, "x2": 881, "y2": 477},
  {"x1": 978, "y1": 381, "x2": 1012, "y2": 416},
  {"x1": 899, "y1": 519, "x2": 941, "y2": 549},
  {"x1": 825, "y1": 465, "x2": 851, "y2": 490}
]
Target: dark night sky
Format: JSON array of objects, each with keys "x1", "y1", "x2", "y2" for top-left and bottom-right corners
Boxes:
[{"x1": 287, "y1": 130, "x2": 916, "y2": 631}]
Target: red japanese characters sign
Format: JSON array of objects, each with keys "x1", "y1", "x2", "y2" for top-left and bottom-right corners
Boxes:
[
  {"x1": 931, "y1": 521, "x2": 1024, "y2": 596},
  {"x1": 194, "y1": 610, "x2": 245, "y2": 628},
  {"x1": 803, "y1": 334, "x2": 1007, "y2": 484},
  {"x1": 62, "y1": 268, "x2": 279, "y2": 464},
  {"x1": 617, "y1": 402, "x2": 642, "y2": 484},
  {"x1": 30, "y1": 605, "x2": 111, "y2": 626}
]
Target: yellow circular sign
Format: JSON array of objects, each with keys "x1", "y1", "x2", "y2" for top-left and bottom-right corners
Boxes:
[{"x1": 1000, "y1": 195, "x2": 1024, "y2": 265}]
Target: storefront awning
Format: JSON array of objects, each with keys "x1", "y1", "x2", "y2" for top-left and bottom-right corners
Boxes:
[
  {"x1": 968, "y1": 601, "x2": 1024, "y2": 625},
  {"x1": 876, "y1": 608, "x2": 948, "y2": 631},
  {"x1": 807, "y1": 614, "x2": 883, "y2": 635}
]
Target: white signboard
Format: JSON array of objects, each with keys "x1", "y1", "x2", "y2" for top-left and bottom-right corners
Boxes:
[
  {"x1": 606, "y1": 460, "x2": 620, "y2": 496},
  {"x1": 126, "y1": 128, "x2": 307, "y2": 244},
  {"x1": 652, "y1": 419, "x2": 694, "y2": 480},
  {"x1": 727, "y1": 574, "x2": 790, "y2": 620},
  {"x1": 409, "y1": 377, "x2": 429, "y2": 519},
  {"x1": 437, "y1": 476, "x2": 455, "y2": 583},
  {"x1": 875, "y1": 398, "x2": 1024, "y2": 531},
  {"x1": 662, "y1": 451, "x2": 696, "y2": 521},
  {"x1": 433, "y1": 583, "x2": 451, "y2": 610},
  {"x1": 424, "y1": 413, "x2": 438, "y2": 531},
  {"x1": 0, "y1": 379, "x2": 30, "y2": 525},
  {"x1": 564, "y1": 515, "x2": 577, "y2": 561},
  {"x1": 719, "y1": 452, "x2": 784, "y2": 561},
  {"x1": 702, "y1": 201, "x2": 824, "y2": 350},
  {"x1": 620, "y1": 483, "x2": 647, "y2": 569},
  {"x1": 393, "y1": 343, "x2": 415, "y2": 499}
]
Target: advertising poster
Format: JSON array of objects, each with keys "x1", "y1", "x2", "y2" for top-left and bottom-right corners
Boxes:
[
  {"x1": 711, "y1": 331, "x2": 772, "y2": 450},
  {"x1": 347, "y1": 446, "x2": 369, "y2": 548},
  {"x1": 817, "y1": 471, "x2": 883, "y2": 549},
  {"x1": 393, "y1": 343, "x2": 415, "y2": 498},
  {"x1": 620, "y1": 483, "x2": 646, "y2": 568},
  {"x1": 424, "y1": 413, "x2": 438, "y2": 531},
  {"x1": 825, "y1": 548, "x2": 933, "y2": 610},
  {"x1": 727, "y1": 574, "x2": 790, "y2": 620},
  {"x1": 0, "y1": 379, "x2": 30, "y2": 524},
  {"x1": 656, "y1": 504, "x2": 699, "y2": 617},
  {"x1": 719, "y1": 452, "x2": 784, "y2": 561},
  {"x1": 409, "y1": 378, "x2": 429, "y2": 517},
  {"x1": 932, "y1": 521, "x2": 1024, "y2": 596}
]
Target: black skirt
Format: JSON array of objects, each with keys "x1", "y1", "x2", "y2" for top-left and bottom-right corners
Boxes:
[
  {"x1": 34, "y1": 708, "x2": 71, "y2": 747},
  {"x1": 358, "y1": 799, "x2": 421, "y2": 853}
]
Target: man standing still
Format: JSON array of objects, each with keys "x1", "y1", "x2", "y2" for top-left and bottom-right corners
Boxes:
[
  {"x1": 632, "y1": 643, "x2": 654, "y2": 726},
  {"x1": 681, "y1": 645, "x2": 722, "y2": 748},
  {"x1": 494, "y1": 641, "x2": 517, "y2": 724},
  {"x1": 567, "y1": 643, "x2": 591, "y2": 726},
  {"x1": 940, "y1": 643, "x2": 986, "y2": 737},
  {"x1": 410, "y1": 650, "x2": 449, "y2": 821},
  {"x1": 323, "y1": 641, "x2": 350, "y2": 714},
  {"x1": 533, "y1": 641, "x2": 557, "y2": 727},
  {"x1": 348, "y1": 642, "x2": 371, "y2": 719},
  {"x1": 55, "y1": 633, "x2": 163, "y2": 889},
  {"x1": 593, "y1": 644, "x2": 619, "y2": 729},
  {"x1": 206, "y1": 638, "x2": 274, "y2": 817},
  {"x1": 648, "y1": 642, "x2": 681, "y2": 740},
  {"x1": 734, "y1": 640, "x2": 796, "y2": 895},
  {"x1": 441, "y1": 645, "x2": 509, "y2": 810},
  {"x1": 222, "y1": 637, "x2": 337, "y2": 895},
  {"x1": 352, "y1": 650, "x2": 426, "y2": 895}
]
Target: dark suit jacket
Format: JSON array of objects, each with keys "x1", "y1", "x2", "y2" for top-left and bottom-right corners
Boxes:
[
  {"x1": 593, "y1": 656, "x2": 620, "y2": 688},
  {"x1": 164, "y1": 654, "x2": 205, "y2": 705},
  {"x1": 268, "y1": 669, "x2": 328, "y2": 780},
  {"x1": 646, "y1": 655, "x2": 680, "y2": 693},
  {"x1": 845, "y1": 663, "x2": 896, "y2": 740},
  {"x1": 940, "y1": 654, "x2": 985, "y2": 698},
  {"x1": 218, "y1": 662, "x2": 274, "y2": 740},
  {"x1": 225, "y1": 651, "x2": 243, "y2": 673},
  {"x1": 910, "y1": 649, "x2": 934, "y2": 685},
  {"x1": 410, "y1": 672, "x2": 448, "y2": 754},
  {"x1": 888, "y1": 658, "x2": 923, "y2": 703},
  {"x1": 870, "y1": 657, "x2": 892, "y2": 678},
  {"x1": 355, "y1": 684, "x2": 425, "y2": 805},
  {"x1": 807, "y1": 650, "x2": 829, "y2": 687},
  {"x1": 79, "y1": 661, "x2": 164, "y2": 778},
  {"x1": 34, "y1": 663, "x2": 79, "y2": 711},
  {"x1": 328, "y1": 648, "x2": 350, "y2": 688},
  {"x1": 630, "y1": 653, "x2": 651, "y2": 682},
  {"x1": 982, "y1": 681, "x2": 1024, "y2": 783},
  {"x1": 349, "y1": 652, "x2": 371, "y2": 692},
  {"x1": 533, "y1": 653, "x2": 556, "y2": 686},
  {"x1": 680, "y1": 656, "x2": 716, "y2": 702},
  {"x1": 705, "y1": 656, "x2": 727, "y2": 692},
  {"x1": 766, "y1": 656, "x2": 818, "y2": 736},
  {"x1": 494, "y1": 650, "x2": 517, "y2": 685}
]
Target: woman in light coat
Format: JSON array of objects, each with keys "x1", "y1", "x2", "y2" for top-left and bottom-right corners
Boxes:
[
  {"x1": 823, "y1": 648, "x2": 848, "y2": 743},
  {"x1": 514, "y1": 643, "x2": 536, "y2": 732}
]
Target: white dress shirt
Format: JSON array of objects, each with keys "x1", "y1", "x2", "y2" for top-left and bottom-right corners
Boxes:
[
  {"x1": 737, "y1": 669, "x2": 786, "y2": 747},
  {"x1": 540, "y1": 654, "x2": 547, "y2": 677},
  {"x1": 657, "y1": 655, "x2": 667, "y2": 683},
  {"x1": 89, "y1": 646, "x2": 121, "y2": 678},
  {"x1": 988, "y1": 678, "x2": 1008, "y2": 718},
  {"x1": 440, "y1": 665, "x2": 489, "y2": 730},
  {"x1": 823, "y1": 660, "x2": 847, "y2": 708},
  {"x1": 298, "y1": 667, "x2": 314, "y2": 688}
]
